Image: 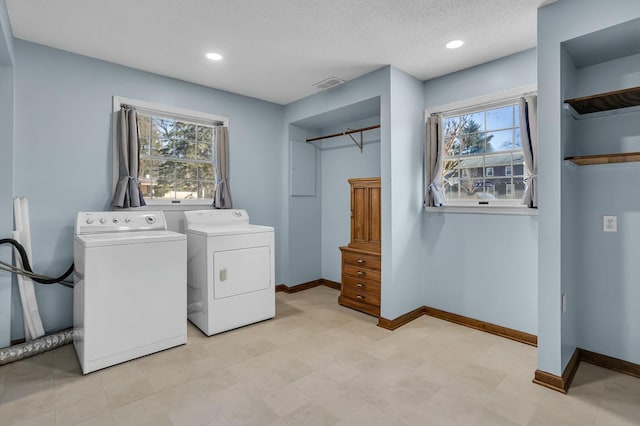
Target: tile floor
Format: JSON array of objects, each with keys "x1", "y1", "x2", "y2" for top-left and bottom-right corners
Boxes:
[{"x1": 1, "y1": 286, "x2": 639, "y2": 425}]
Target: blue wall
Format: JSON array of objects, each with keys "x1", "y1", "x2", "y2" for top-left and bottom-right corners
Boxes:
[
  {"x1": 10, "y1": 40, "x2": 284, "y2": 340},
  {"x1": 0, "y1": 0, "x2": 14, "y2": 348},
  {"x1": 570, "y1": 51, "x2": 640, "y2": 364},
  {"x1": 283, "y1": 67, "x2": 391, "y2": 291},
  {"x1": 538, "y1": 0, "x2": 640, "y2": 375},
  {"x1": 287, "y1": 124, "x2": 322, "y2": 286},
  {"x1": 422, "y1": 50, "x2": 539, "y2": 335},
  {"x1": 319, "y1": 117, "x2": 381, "y2": 283},
  {"x1": 383, "y1": 67, "x2": 427, "y2": 318}
]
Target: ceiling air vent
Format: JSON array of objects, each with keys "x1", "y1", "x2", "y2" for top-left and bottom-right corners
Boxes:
[{"x1": 313, "y1": 77, "x2": 345, "y2": 90}]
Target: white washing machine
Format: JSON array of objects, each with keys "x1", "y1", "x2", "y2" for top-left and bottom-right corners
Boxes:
[
  {"x1": 73, "y1": 211, "x2": 187, "y2": 374},
  {"x1": 184, "y1": 209, "x2": 275, "y2": 336}
]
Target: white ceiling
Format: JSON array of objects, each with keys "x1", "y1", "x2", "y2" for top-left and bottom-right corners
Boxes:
[{"x1": 6, "y1": 0, "x2": 555, "y2": 105}]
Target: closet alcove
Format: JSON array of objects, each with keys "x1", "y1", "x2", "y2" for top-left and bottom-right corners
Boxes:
[
  {"x1": 559, "y1": 17, "x2": 640, "y2": 367},
  {"x1": 287, "y1": 97, "x2": 382, "y2": 312}
]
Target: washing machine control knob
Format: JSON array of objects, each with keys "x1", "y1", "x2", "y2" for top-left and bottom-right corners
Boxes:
[
  {"x1": 99, "y1": 218, "x2": 107, "y2": 224},
  {"x1": 86, "y1": 218, "x2": 94, "y2": 224},
  {"x1": 145, "y1": 215, "x2": 156, "y2": 224},
  {"x1": 124, "y1": 217, "x2": 131, "y2": 223},
  {"x1": 112, "y1": 218, "x2": 119, "y2": 224}
]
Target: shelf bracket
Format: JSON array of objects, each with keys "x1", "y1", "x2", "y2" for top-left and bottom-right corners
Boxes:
[{"x1": 346, "y1": 129, "x2": 364, "y2": 153}]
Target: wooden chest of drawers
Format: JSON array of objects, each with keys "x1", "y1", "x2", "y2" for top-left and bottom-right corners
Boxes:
[{"x1": 339, "y1": 246, "x2": 381, "y2": 317}]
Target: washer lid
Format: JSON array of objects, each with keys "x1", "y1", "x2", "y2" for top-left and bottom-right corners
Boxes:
[
  {"x1": 186, "y1": 224, "x2": 274, "y2": 237},
  {"x1": 75, "y1": 230, "x2": 186, "y2": 247}
]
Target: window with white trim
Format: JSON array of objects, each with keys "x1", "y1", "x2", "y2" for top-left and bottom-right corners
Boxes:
[
  {"x1": 112, "y1": 97, "x2": 228, "y2": 205},
  {"x1": 441, "y1": 99, "x2": 525, "y2": 206}
]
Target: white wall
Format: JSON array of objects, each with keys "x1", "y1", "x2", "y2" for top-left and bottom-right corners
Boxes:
[{"x1": 422, "y1": 50, "x2": 539, "y2": 334}]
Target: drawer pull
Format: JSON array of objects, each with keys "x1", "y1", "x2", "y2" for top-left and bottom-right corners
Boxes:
[
  {"x1": 356, "y1": 259, "x2": 365, "y2": 264},
  {"x1": 357, "y1": 271, "x2": 365, "y2": 276},
  {"x1": 356, "y1": 295, "x2": 365, "y2": 300},
  {"x1": 356, "y1": 283, "x2": 364, "y2": 288}
]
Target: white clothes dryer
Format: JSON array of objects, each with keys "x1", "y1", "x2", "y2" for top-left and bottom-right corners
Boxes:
[
  {"x1": 73, "y1": 211, "x2": 186, "y2": 374},
  {"x1": 184, "y1": 209, "x2": 275, "y2": 336}
]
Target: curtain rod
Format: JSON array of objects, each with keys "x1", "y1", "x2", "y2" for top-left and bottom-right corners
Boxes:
[
  {"x1": 120, "y1": 103, "x2": 225, "y2": 126},
  {"x1": 430, "y1": 91, "x2": 537, "y2": 117},
  {"x1": 306, "y1": 124, "x2": 380, "y2": 143}
]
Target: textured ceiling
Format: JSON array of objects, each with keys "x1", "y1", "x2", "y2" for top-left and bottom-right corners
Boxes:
[{"x1": 6, "y1": 0, "x2": 554, "y2": 105}]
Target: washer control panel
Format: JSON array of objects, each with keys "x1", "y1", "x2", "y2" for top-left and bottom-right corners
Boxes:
[
  {"x1": 184, "y1": 209, "x2": 249, "y2": 227},
  {"x1": 75, "y1": 211, "x2": 167, "y2": 235}
]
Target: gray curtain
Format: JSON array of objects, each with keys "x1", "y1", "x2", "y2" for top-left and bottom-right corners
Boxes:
[
  {"x1": 112, "y1": 105, "x2": 146, "y2": 208},
  {"x1": 425, "y1": 114, "x2": 445, "y2": 207},
  {"x1": 212, "y1": 126, "x2": 233, "y2": 208},
  {"x1": 519, "y1": 95, "x2": 538, "y2": 208}
]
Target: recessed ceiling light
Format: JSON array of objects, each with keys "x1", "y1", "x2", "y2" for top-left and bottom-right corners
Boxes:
[
  {"x1": 445, "y1": 40, "x2": 464, "y2": 49},
  {"x1": 205, "y1": 52, "x2": 223, "y2": 61}
]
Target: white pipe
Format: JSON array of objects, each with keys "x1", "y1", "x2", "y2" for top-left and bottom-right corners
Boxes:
[{"x1": 13, "y1": 197, "x2": 45, "y2": 340}]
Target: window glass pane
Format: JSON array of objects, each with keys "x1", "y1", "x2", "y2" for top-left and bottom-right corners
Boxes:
[
  {"x1": 511, "y1": 153, "x2": 525, "y2": 177},
  {"x1": 175, "y1": 162, "x2": 197, "y2": 180},
  {"x1": 180, "y1": 123, "x2": 196, "y2": 141},
  {"x1": 199, "y1": 181, "x2": 214, "y2": 199},
  {"x1": 486, "y1": 105, "x2": 513, "y2": 130},
  {"x1": 515, "y1": 127, "x2": 521, "y2": 148},
  {"x1": 489, "y1": 178, "x2": 514, "y2": 200},
  {"x1": 467, "y1": 112, "x2": 484, "y2": 131},
  {"x1": 444, "y1": 116, "x2": 460, "y2": 138},
  {"x1": 139, "y1": 159, "x2": 154, "y2": 179},
  {"x1": 197, "y1": 143, "x2": 212, "y2": 160},
  {"x1": 445, "y1": 135, "x2": 460, "y2": 156},
  {"x1": 197, "y1": 126, "x2": 213, "y2": 142},
  {"x1": 487, "y1": 129, "x2": 513, "y2": 152},
  {"x1": 154, "y1": 119, "x2": 177, "y2": 157},
  {"x1": 152, "y1": 178, "x2": 175, "y2": 199},
  {"x1": 175, "y1": 180, "x2": 198, "y2": 199},
  {"x1": 198, "y1": 163, "x2": 214, "y2": 180},
  {"x1": 461, "y1": 133, "x2": 486, "y2": 155}
]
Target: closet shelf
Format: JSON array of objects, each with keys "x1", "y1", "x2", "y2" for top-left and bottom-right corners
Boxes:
[
  {"x1": 564, "y1": 86, "x2": 640, "y2": 116},
  {"x1": 565, "y1": 152, "x2": 640, "y2": 166}
]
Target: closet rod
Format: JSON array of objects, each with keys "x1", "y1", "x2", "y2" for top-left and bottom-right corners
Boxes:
[{"x1": 305, "y1": 124, "x2": 380, "y2": 142}]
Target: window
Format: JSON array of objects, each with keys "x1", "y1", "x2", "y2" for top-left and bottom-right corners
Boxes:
[
  {"x1": 137, "y1": 114, "x2": 216, "y2": 201},
  {"x1": 113, "y1": 97, "x2": 228, "y2": 205},
  {"x1": 440, "y1": 99, "x2": 526, "y2": 206}
]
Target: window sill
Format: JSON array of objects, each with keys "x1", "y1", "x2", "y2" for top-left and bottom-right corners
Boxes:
[
  {"x1": 117, "y1": 203, "x2": 213, "y2": 212},
  {"x1": 425, "y1": 205, "x2": 538, "y2": 216}
]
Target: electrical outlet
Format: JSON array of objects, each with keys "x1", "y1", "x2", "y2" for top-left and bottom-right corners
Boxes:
[
  {"x1": 562, "y1": 293, "x2": 567, "y2": 314},
  {"x1": 603, "y1": 215, "x2": 617, "y2": 232}
]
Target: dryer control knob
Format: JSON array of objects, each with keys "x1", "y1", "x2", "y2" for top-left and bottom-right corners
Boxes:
[
  {"x1": 112, "y1": 218, "x2": 120, "y2": 224},
  {"x1": 124, "y1": 217, "x2": 131, "y2": 223},
  {"x1": 145, "y1": 215, "x2": 156, "y2": 224},
  {"x1": 86, "y1": 218, "x2": 94, "y2": 224},
  {"x1": 99, "y1": 218, "x2": 107, "y2": 224}
]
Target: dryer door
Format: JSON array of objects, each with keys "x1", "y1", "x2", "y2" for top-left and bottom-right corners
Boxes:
[{"x1": 213, "y1": 246, "x2": 271, "y2": 299}]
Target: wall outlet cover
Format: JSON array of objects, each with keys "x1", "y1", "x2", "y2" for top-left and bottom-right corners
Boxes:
[{"x1": 603, "y1": 215, "x2": 617, "y2": 232}]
